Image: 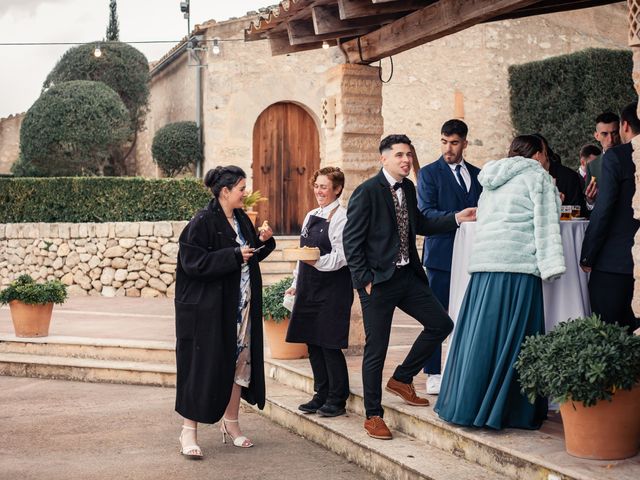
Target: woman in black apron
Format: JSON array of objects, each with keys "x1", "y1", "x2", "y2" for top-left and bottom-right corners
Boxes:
[{"x1": 285, "y1": 167, "x2": 353, "y2": 417}]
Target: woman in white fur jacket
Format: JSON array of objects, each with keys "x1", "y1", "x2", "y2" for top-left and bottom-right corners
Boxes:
[{"x1": 435, "y1": 135, "x2": 565, "y2": 430}]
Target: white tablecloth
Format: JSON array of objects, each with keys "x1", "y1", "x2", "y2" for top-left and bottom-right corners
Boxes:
[{"x1": 448, "y1": 220, "x2": 591, "y2": 333}]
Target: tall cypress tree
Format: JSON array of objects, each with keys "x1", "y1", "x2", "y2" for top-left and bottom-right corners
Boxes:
[{"x1": 105, "y1": 0, "x2": 119, "y2": 41}]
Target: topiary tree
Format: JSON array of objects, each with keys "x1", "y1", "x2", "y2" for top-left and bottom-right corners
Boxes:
[
  {"x1": 510, "y1": 48, "x2": 635, "y2": 170},
  {"x1": 19, "y1": 80, "x2": 131, "y2": 176},
  {"x1": 43, "y1": 41, "x2": 149, "y2": 129},
  {"x1": 42, "y1": 41, "x2": 150, "y2": 174},
  {"x1": 152, "y1": 121, "x2": 202, "y2": 177}
]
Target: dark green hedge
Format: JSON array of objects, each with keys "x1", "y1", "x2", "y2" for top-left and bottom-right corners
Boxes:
[
  {"x1": 509, "y1": 48, "x2": 635, "y2": 170},
  {"x1": 0, "y1": 177, "x2": 210, "y2": 223}
]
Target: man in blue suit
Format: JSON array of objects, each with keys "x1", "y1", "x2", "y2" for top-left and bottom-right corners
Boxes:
[
  {"x1": 417, "y1": 119, "x2": 482, "y2": 393},
  {"x1": 580, "y1": 102, "x2": 640, "y2": 332}
]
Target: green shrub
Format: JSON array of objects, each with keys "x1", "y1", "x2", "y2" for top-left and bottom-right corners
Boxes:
[
  {"x1": 509, "y1": 48, "x2": 635, "y2": 169},
  {"x1": 0, "y1": 177, "x2": 210, "y2": 223},
  {"x1": 152, "y1": 122, "x2": 202, "y2": 177},
  {"x1": 0, "y1": 275, "x2": 68, "y2": 305},
  {"x1": 263, "y1": 276, "x2": 293, "y2": 323},
  {"x1": 43, "y1": 41, "x2": 149, "y2": 129},
  {"x1": 515, "y1": 314, "x2": 640, "y2": 407},
  {"x1": 19, "y1": 80, "x2": 131, "y2": 177}
]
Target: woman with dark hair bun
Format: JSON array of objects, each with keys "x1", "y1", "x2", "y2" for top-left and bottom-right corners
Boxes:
[
  {"x1": 175, "y1": 165, "x2": 275, "y2": 458},
  {"x1": 435, "y1": 135, "x2": 565, "y2": 430}
]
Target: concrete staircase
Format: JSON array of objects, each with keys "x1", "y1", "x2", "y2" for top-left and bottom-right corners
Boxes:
[
  {"x1": 0, "y1": 335, "x2": 175, "y2": 387},
  {"x1": 262, "y1": 235, "x2": 298, "y2": 285},
  {"x1": 1, "y1": 334, "x2": 631, "y2": 480}
]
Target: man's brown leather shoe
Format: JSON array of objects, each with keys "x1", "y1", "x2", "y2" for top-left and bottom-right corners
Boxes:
[
  {"x1": 364, "y1": 416, "x2": 392, "y2": 440},
  {"x1": 385, "y1": 377, "x2": 429, "y2": 406}
]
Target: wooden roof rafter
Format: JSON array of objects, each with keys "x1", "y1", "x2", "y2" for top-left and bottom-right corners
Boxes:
[{"x1": 244, "y1": 0, "x2": 624, "y2": 61}]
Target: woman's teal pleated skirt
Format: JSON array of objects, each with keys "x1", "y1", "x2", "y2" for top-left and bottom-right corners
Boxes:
[{"x1": 434, "y1": 272, "x2": 547, "y2": 430}]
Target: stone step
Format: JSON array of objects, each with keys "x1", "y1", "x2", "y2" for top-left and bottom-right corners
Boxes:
[
  {"x1": 259, "y1": 378, "x2": 509, "y2": 480},
  {"x1": 0, "y1": 335, "x2": 175, "y2": 364},
  {"x1": 263, "y1": 273, "x2": 292, "y2": 285},
  {"x1": 259, "y1": 261, "x2": 296, "y2": 275},
  {"x1": 264, "y1": 359, "x2": 604, "y2": 480},
  {"x1": 272, "y1": 236, "x2": 301, "y2": 249},
  {"x1": 0, "y1": 351, "x2": 176, "y2": 387}
]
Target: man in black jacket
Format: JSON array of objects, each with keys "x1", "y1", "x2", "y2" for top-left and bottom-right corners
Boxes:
[
  {"x1": 343, "y1": 134, "x2": 476, "y2": 439},
  {"x1": 580, "y1": 102, "x2": 640, "y2": 332}
]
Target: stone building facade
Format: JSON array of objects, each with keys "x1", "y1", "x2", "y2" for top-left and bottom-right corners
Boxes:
[
  {"x1": 0, "y1": 113, "x2": 24, "y2": 175},
  {"x1": 135, "y1": 4, "x2": 628, "y2": 186}
]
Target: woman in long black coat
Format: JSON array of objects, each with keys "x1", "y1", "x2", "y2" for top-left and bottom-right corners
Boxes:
[{"x1": 175, "y1": 165, "x2": 275, "y2": 458}]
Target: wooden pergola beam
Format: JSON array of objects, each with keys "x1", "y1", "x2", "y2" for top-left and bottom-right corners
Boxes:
[
  {"x1": 288, "y1": 18, "x2": 374, "y2": 45},
  {"x1": 337, "y1": 0, "x2": 434, "y2": 20},
  {"x1": 490, "y1": 0, "x2": 621, "y2": 21},
  {"x1": 341, "y1": 0, "x2": 540, "y2": 64},
  {"x1": 269, "y1": 32, "x2": 338, "y2": 56},
  {"x1": 312, "y1": 4, "x2": 401, "y2": 35}
]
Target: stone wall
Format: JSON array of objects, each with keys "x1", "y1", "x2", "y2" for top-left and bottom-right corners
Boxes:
[
  {"x1": 0, "y1": 222, "x2": 187, "y2": 298},
  {"x1": 135, "y1": 50, "x2": 195, "y2": 178},
  {"x1": 0, "y1": 113, "x2": 24, "y2": 175}
]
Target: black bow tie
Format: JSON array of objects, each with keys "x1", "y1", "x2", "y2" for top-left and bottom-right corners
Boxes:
[{"x1": 392, "y1": 182, "x2": 402, "y2": 191}]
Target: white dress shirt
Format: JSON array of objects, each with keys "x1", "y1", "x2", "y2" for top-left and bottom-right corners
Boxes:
[
  {"x1": 382, "y1": 168, "x2": 409, "y2": 266},
  {"x1": 290, "y1": 198, "x2": 348, "y2": 288},
  {"x1": 382, "y1": 168, "x2": 404, "y2": 204},
  {"x1": 448, "y1": 159, "x2": 471, "y2": 190}
]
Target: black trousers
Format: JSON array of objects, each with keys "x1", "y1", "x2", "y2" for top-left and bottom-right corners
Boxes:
[
  {"x1": 307, "y1": 344, "x2": 350, "y2": 407},
  {"x1": 589, "y1": 270, "x2": 639, "y2": 332},
  {"x1": 358, "y1": 265, "x2": 454, "y2": 418}
]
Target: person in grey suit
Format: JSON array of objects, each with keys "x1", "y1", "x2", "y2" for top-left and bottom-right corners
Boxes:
[
  {"x1": 580, "y1": 102, "x2": 640, "y2": 332},
  {"x1": 343, "y1": 134, "x2": 476, "y2": 440}
]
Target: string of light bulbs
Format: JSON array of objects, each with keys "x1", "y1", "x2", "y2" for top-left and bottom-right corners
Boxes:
[{"x1": 0, "y1": 38, "x2": 245, "y2": 47}]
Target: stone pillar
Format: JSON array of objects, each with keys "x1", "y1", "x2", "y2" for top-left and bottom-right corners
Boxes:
[
  {"x1": 324, "y1": 64, "x2": 384, "y2": 200},
  {"x1": 323, "y1": 63, "x2": 384, "y2": 354},
  {"x1": 629, "y1": 1, "x2": 640, "y2": 316}
]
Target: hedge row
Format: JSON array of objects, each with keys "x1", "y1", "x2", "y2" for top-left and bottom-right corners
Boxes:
[
  {"x1": 0, "y1": 177, "x2": 210, "y2": 223},
  {"x1": 509, "y1": 48, "x2": 635, "y2": 170}
]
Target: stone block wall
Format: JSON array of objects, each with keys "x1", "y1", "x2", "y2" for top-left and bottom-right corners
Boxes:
[{"x1": 0, "y1": 221, "x2": 188, "y2": 298}]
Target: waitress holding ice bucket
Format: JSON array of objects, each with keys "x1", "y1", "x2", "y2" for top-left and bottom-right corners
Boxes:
[{"x1": 284, "y1": 166, "x2": 353, "y2": 418}]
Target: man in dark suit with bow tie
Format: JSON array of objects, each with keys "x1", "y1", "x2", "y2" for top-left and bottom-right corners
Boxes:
[
  {"x1": 417, "y1": 119, "x2": 482, "y2": 395},
  {"x1": 581, "y1": 102, "x2": 640, "y2": 332},
  {"x1": 343, "y1": 134, "x2": 476, "y2": 439}
]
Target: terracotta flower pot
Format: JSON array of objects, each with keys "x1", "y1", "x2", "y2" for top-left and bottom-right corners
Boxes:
[
  {"x1": 263, "y1": 317, "x2": 308, "y2": 360},
  {"x1": 560, "y1": 384, "x2": 640, "y2": 460},
  {"x1": 9, "y1": 300, "x2": 54, "y2": 337},
  {"x1": 246, "y1": 210, "x2": 258, "y2": 226}
]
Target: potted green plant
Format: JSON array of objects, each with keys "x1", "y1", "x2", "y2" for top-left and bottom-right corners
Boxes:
[
  {"x1": 262, "y1": 276, "x2": 307, "y2": 360},
  {"x1": 515, "y1": 314, "x2": 640, "y2": 460},
  {"x1": 0, "y1": 274, "x2": 68, "y2": 337},
  {"x1": 242, "y1": 190, "x2": 267, "y2": 225}
]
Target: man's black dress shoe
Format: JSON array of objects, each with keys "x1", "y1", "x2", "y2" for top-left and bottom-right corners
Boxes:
[
  {"x1": 298, "y1": 396, "x2": 325, "y2": 413},
  {"x1": 316, "y1": 404, "x2": 346, "y2": 417}
]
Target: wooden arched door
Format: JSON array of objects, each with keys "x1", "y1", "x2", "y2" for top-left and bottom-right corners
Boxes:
[{"x1": 252, "y1": 102, "x2": 320, "y2": 235}]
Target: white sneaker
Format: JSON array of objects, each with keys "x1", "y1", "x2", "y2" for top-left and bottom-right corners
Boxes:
[{"x1": 426, "y1": 375, "x2": 441, "y2": 395}]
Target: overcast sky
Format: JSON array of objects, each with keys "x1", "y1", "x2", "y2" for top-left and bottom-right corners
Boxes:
[{"x1": 0, "y1": 0, "x2": 268, "y2": 118}]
